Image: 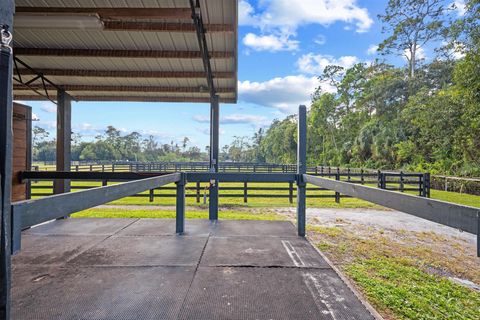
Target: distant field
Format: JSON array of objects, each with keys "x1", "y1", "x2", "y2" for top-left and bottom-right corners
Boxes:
[{"x1": 30, "y1": 180, "x2": 480, "y2": 208}]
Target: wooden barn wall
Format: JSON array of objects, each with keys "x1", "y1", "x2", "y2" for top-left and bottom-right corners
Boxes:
[{"x1": 12, "y1": 103, "x2": 32, "y2": 202}]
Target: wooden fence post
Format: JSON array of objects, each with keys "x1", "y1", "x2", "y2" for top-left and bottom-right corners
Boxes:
[
  {"x1": 335, "y1": 170, "x2": 340, "y2": 203},
  {"x1": 244, "y1": 182, "x2": 248, "y2": 203},
  {"x1": 400, "y1": 171, "x2": 404, "y2": 192},
  {"x1": 196, "y1": 182, "x2": 201, "y2": 203},
  {"x1": 289, "y1": 181, "x2": 294, "y2": 204}
]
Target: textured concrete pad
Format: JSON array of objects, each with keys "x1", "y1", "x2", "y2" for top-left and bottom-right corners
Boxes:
[
  {"x1": 13, "y1": 234, "x2": 107, "y2": 265},
  {"x1": 211, "y1": 220, "x2": 297, "y2": 237},
  {"x1": 24, "y1": 218, "x2": 137, "y2": 236},
  {"x1": 12, "y1": 219, "x2": 376, "y2": 319},
  {"x1": 69, "y1": 235, "x2": 208, "y2": 267},
  {"x1": 12, "y1": 266, "x2": 195, "y2": 320},
  {"x1": 117, "y1": 219, "x2": 213, "y2": 236},
  {"x1": 178, "y1": 267, "x2": 374, "y2": 320},
  {"x1": 202, "y1": 236, "x2": 330, "y2": 268}
]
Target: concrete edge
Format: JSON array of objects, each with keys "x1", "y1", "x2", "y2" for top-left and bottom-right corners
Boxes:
[{"x1": 306, "y1": 235, "x2": 385, "y2": 320}]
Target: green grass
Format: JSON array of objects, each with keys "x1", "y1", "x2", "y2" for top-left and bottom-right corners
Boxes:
[
  {"x1": 346, "y1": 257, "x2": 480, "y2": 320},
  {"x1": 30, "y1": 180, "x2": 382, "y2": 208},
  {"x1": 31, "y1": 180, "x2": 479, "y2": 208},
  {"x1": 306, "y1": 225, "x2": 343, "y2": 237},
  {"x1": 72, "y1": 208, "x2": 285, "y2": 220},
  {"x1": 429, "y1": 189, "x2": 480, "y2": 208}
]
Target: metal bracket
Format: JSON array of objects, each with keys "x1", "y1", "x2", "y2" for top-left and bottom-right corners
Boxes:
[
  {"x1": 1, "y1": 24, "x2": 12, "y2": 52},
  {"x1": 12, "y1": 56, "x2": 77, "y2": 103},
  {"x1": 296, "y1": 174, "x2": 306, "y2": 187},
  {"x1": 189, "y1": 0, "x2": 216, "y2": 99}
]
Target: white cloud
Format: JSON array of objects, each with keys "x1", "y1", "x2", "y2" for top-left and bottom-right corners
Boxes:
[
  {"x1": 32, "y1": 113, "x2": 39, "y2": 121},
  {"x1": 451, "y1": 43, "x2": 466, "y2": 60},
  {"x1": 40, "y1": 101, "x2": 56, "y2": 113},
  {"x1": 240, "y1": 0, "x2": 373, "y2": 33},
  {"x1": 239, "y1": 0, "x2": 258, "y2": 25},
  {"x1": 37, "y1": 120, "x2": 56, "y2": 130},
  {"x1": 366, "y1": 44, "x2": 378, "y2": 55},
  {"x1": 192, "y1": 115, "x2": 210, "y2": 123},
  {"x1": 314, "y1": 34, "x2": 327, "y2": 45},
  {"x1": 238, "y1": 75, "x2": 334, "y2": 113},
  {"x1": 403, "y1": 46, "x2": 426, "y2": 61},
  {"x1": 196, "y1": 127, "x2": 226, "y2": 135},
  {"x1": 221, "y1": 114, "x2": 269, "y2": 126},
  {"x1": 453, "y1": 0, "x2": 467, "y2": 15},
  {"x1": 296, "y1": 53, "x2": 359, "y2": 74},
  {"x1": 243, "y1": 33, "x2": 299, "y2": 52},
  {"x1": 193, "y1": 114, "x2": 269, "y2": 127}
]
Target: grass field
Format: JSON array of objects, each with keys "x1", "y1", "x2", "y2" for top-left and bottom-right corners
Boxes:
[
  {"x1": 309, "y1": 222, "x2": 480, "y2": 320},
  {"x1": 31, "y1": 180, "x2": 480, "y2": 208},
  {"x1": 72, "y1": 208, "x2": 285, "y2": 220}
]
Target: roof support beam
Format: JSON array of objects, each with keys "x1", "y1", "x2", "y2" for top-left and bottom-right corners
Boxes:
[
  {"x1": 103, "y1": 21, "x2": 233, "y2": 33},
  {"x1": 12, "y1": 95, "x2": 234, "y2": 103},
  {"x1": 14, "y1": 48, "x2": 233, "y2": 59},
  {"x1": 15, "y1": 69, "x2": 235, "y2": 79},
  {"x1": 15, "y1": 7, "x2": 192, "y2": 20},
  {"x1": 54, "y1": 89, "x2": 71, "y2": 203},
  {"x1": 13, "y1": 84, "x2": 234, "y2": 93},
  {"x1": 0, "y1": 6, "x2": 14, "y2": 318},
  {"x1": 190, "y1": 0, "x2": 216, "y2": 98},
  {"x1": 12, "y1": 56, "x2": 74, "y2": 104}
]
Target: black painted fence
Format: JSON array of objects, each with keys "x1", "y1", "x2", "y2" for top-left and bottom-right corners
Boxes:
[{"x1": 30, "y1": 163, "x2": 430, "y2": 203}]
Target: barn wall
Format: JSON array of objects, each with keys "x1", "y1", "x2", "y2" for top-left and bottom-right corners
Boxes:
[{"x1": 12, "y1": 103, "x2": 32, "y2": 202}]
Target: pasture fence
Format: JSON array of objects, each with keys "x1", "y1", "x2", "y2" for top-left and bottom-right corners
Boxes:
[{"x1": 29, "y1": 162, "x2": 430, "y2": 203}]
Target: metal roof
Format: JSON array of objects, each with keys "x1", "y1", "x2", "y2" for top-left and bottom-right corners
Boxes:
[{"x1": 12, "y1": 0, "x2": 238, "y2": 103}]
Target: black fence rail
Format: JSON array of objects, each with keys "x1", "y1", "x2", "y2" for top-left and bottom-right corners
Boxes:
[{"x1": 29, "y1": 163, "x2": 430, "y2": 202}]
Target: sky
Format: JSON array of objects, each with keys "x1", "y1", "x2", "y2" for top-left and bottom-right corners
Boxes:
[{"x1": 20, "y1": 0, "x2": 466, "y2": 150}]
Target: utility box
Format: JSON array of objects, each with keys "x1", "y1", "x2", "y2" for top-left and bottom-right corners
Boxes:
[{"x1": 12, "y1": 102, "x2": 32, "y2": 202}]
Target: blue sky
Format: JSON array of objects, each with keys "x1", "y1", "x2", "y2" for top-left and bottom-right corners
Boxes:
[{"x1": 22, "y1": 0, "x2": 464, "y2": 150}]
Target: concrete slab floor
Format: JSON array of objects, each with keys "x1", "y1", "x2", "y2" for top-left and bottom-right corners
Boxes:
[{"x1": 12, "y1": 219, "x2": 377, "y2": 320}]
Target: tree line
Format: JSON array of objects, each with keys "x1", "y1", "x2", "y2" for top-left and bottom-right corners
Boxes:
[
  {"x1": 224, "y1": 0, "x2": 480, "y2": 176},
  {"x1": 33, "y1": 126, "x2": 207, "y2": 162}
]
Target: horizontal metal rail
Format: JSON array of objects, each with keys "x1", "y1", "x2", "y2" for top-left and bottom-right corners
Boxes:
[
  {"x1": 11, "y1": 173, "x2": 181, "y2": 252},
  {"x1": 20, "y1": 171, "x2": 168, "y2": 181},
  {"x1": 304, "y1": 174, "x2": 479, "y2": 256}
]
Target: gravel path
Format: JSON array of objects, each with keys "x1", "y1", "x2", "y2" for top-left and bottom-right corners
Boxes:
[{"x1": 275, "y1": 207, "x2": 476, "y2": 245}]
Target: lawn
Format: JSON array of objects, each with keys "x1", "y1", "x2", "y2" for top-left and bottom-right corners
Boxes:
[
  {"x1": 308, "y1": 222, "x2": 480, "y2": 320},
  {"x1": 72, "y1": 208, "x2": 285, "y2": 220},
  {"x1": 346, "y1": 257, "x2": 480, "y2": 320},
  {"x1": 31, "y1": 180, "x2": 480, "y2": 208}
]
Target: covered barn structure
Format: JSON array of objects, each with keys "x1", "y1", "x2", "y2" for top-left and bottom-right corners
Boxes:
[{"x1": 0, "y1": 1, "x2": 478, "y2": 319}]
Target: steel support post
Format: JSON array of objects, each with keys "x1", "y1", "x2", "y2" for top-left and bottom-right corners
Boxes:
[
  {"x1": 297, "y1": 105, "x2": 307, "y2": 236},
  {"x1": 176, "y1": 173, "x2": 186, "y2": 234},
  {"x1": 0, "y1": 5, "x2": 14, "y2": 319},
  {"x1": 209, "y1": 95, "x2": 219, "y2": 220},
  {"x1": 54, "y1": 89, "x2": 71, "y2": 196}
]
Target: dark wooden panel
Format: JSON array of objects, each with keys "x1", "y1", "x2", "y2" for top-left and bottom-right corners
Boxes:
[{"x1": 12, "y1": 103, "x2": 30, "y2": 202}]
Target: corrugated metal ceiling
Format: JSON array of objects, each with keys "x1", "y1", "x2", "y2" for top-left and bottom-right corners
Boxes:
[{"x1": 12, "y1": 0, "x2": 238, "y2": 103}]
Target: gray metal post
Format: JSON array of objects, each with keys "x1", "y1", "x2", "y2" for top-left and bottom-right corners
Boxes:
[
  {"x1": 54, "y1": 89, "x2": 71, "y2": 195},
  {"x1": 297, "y1": 105, "x2": 307, "y2": 237},
  {"x1": 176, "y1": 173, "x2": 186, "y2": 234},
  {"x1": 209, "y1": 95, "x2": 219, "y2": 220},
  {"x1": 0, "y1": 6, "x2": 14, "y2": 319}
]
